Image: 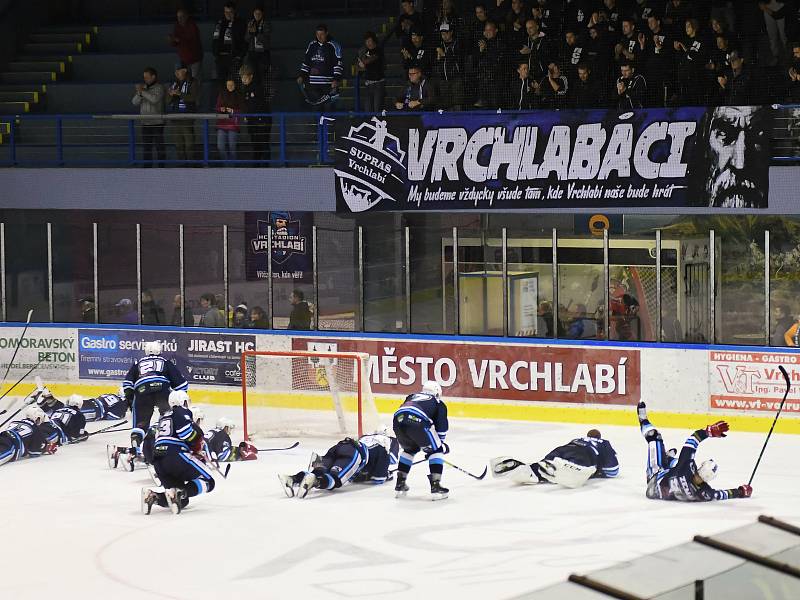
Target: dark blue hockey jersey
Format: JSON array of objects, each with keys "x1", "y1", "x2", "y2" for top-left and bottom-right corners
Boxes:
[
  {"x1": 36, "y1": 395, "x2": 64, "y2": 415},
  {"x1": 81, "y1": 393, "x2": 127, "y2": 422},
  {"x1": 205, "y1": 427, "x2": 234, "y2": 462},
  {"x1": 43, "y1": 406, "x2": 87, "y2": 444},
  {"x1": 300, "y1": 39, "x2": 343, "y2": 85},
  {"x1": 1, "y1": 418, "x2": 55, "y2": 459},
  {"x1": 545, "y1": 436, "x2": 619, "y2": 479},
  {"x1": 123, "y1": 355, "x2": 188, "y2": 396},
  {"x1": 394, "y1": 393, "x2": 449, "y2": 439},
  {"x1": 355, "y1": 433, "x2": 400, "y2": 484},
  {"x1": 647, "y1": 429, "x2": 741, "y2": 502},
  {"x1": 153, "y1": 406, "x2": 202, "y2": 455}
]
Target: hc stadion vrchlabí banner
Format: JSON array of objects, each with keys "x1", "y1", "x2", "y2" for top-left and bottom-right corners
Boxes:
[
  {"x1": 334, "y1": 106, "x2": 771, "y2": 212},
  {"x1": 245, "y1": 211, "x2": 314, "y2": 282}
]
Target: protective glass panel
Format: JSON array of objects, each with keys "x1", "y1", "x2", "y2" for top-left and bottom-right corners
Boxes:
[
  {"x1": 52, "y1": 221, "x2": 93, "y2": 324},
  {"x1": 185, "y1": 225, "x2": 224, "y2": 328},
  {"x1": 140, "y1": 223, "x2": 179, "y2": 326},
  {"x1": 97, "y1": 223, "x2": 137, "y2": 324}
]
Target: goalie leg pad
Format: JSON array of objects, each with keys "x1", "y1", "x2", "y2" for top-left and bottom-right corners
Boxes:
[
  {"x1": 542, "y1": 457, "x2": 596, "y2": 488},
  {"x1": 511, "y1": 464, "x2": 543, "y2": 485},
  {"x1": 490, "y1": 457, "x2": 525, "y2": 478}
]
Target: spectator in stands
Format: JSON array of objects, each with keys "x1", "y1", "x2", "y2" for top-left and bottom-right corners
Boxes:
[
  {"x1": 172, "y1": 294, "x2": 194, "y2": 327},
  {"x1": 609, "y1": 279, "x2": 640, "y2": 341},
  {"x1": 297, "y1": 24, "x2": 343, "y2": 112},
  {"x1": 787, "y1": 42, "x2": 800, "y2": 102},
  {"x1": 401, "y1": 29, "x2": 433, "y2": 74},
  {"x1": 505, "y1": 0, "x2": 528, "y2": 31},
  {"x1": 239, "y1": 64, "x2": 271, "y2": 165},
  {"x1": 674, "y1": 18, "x2": 711, "y2": 105},
  {"x1": 567, "y1": 304, "x2": 598, "y2": 339},
  {"x1": 435, "y1": 23, "x2": 465, "y2": 110},
  {"x1": 116, "y1": 298, "x2": 138, "y2": 325},
  {"x1": 474, "y1": 20, "x2": 504, "y2": 108},
  {"x1": 141, "y1": 290, "x2": 165, "y2": 325},
  {"x1": 715, "y1": 50, "x2": 753, "y2": 105},
  {"x1": 395, "y1": 0, "x2": 423, "y2": 45},
  {"x1": 663, "y1": 0, "x2": 693, "y2": 31},
  {"x1": 560, "y1": 29, "x2": 587, "y2": 82},
  {"x1": 216, "y1": 79, "x2": 243, "y2": 164},
  {"x1": 167, "y1": 63, "x2": 199, "y2": 166},
  {"x1": 199, "y1": 293, "x2": 226, "y2": 328},
  {"x1": 436, "y1": 0, "x2": 463, "y2": 34},
  {"x1": 212, "y1": 1, "x2": 247, "y2": 86},
  {"x1": 784, "y1": 314, "x2": 800, "y2": 346},
  {"x1": 232, "y1": 304, "x2": 250, "y2": 328},
  {"x1": 395, "y1": 66, "x2": 436, "y2": 111},
  {"x1": 573, "y1": 62, "x2": 604, "y2": 108},
  {"x1": 288, "y1": 290, "x2": 312, "y2": 330},
  {"x1": 506, "y1": 14, "x2": 528, "y2": 56},
  {"x1": 600, "y1": 0, "x2": 623, "y2": 34},
  {"x1": 537, "y1": 61, "x2": 569, "y2": 109},
  {"x1": 468, "y1": 4, "x2": 490, "y2": 50},
  {"x1": 644, "y1": 14, "x2": 674, "y2": 106},
  {"x1": 520, "y1": 18, "x2": 552, "y2": 83},
  {"x1": 709, "y1": 33, "x2": 734, "y2": 77},
  {"x1": 357, "y1": 32, "x2": 386, "y2": 112},
  {"x1": 509, "y1": 60, "x2": 536, "y2": 109},
  {"x1": 772, "y1": 304, "x2": 795, "y2": 346},
  {"x1": 633, "y1": 0, "x2": 663, "y2": 23},
  {"x1": 132, "y1": 67, "x2": 166, "y2": 168},
  {"x1": 760, "y1": 1, "x2": 788, "y2": 67},
  {"x1": 249, "y1": 306, "x2": 268, "y2": 328},
  {"x1": 245, "y1": 4, "x2": 271, "y2": 92},
  {"x1": 616, "y1": 61, "x2": 647, "y2": 109},
  {"x1": 615, "y1": 18, "x2": 645, "y2": 69},
  {"x1": 78, "y1": 296, "x2": 95, "y2": 323},
  {"x1": 169, "y1": 8, "x2": 203, "y2": 84}
]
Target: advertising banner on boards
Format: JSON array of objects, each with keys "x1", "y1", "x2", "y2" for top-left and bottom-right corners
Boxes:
[
  {"x1": 334, "y1": 106, "x2": 771, "y2": 212},
  {"x1": 78, "y1": 329, "x2": 255, "y2": 387}
]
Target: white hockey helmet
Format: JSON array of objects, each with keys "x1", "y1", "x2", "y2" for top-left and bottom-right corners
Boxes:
[
  {"x1": 143, "y1": 341, "x2": 163, "y2": 356},
  {"x1": 421, "y1": 380, "x2": 442, "y2": 400},
  {"x1": 697, "y1": 459, "x2": 719, "y2": 483},
  {"x1": 193, "y1": 407, "x2": 206, "y2": 425},
  {"x1": 23, "y1": 405, "x2": 46, "y2": 425},
  {"x1": 66, "y1": 394, "x2": 84, "y2": 408},
  {"x1": 168, "y1": 390, "x2": 190, "y2": 408},
  {"x1": 217, "y1": 417, "x2": 236, "y2": 431}
]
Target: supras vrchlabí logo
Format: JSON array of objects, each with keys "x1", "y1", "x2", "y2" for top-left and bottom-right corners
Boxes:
[{"x1": 334, "y1": 117, "x2": 407, "y2": 212}]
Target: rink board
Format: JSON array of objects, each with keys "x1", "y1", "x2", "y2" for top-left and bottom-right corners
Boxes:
[{"x1": 0, "y1": 323, "x2": 799, "y2": 434}]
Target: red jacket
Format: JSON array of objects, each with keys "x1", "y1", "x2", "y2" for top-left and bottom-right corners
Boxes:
[
  {"x1": 215, "y1": 92, "x2": 242, "y2": 131},
  {"x1": 171, "y1": 20, "x2": 203, "y2": 65}
]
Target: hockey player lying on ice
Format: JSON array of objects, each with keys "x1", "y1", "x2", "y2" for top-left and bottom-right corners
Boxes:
[
  {"x1": 638, "y1": 402, "x2": 752, "y2": 501},
  {"x1": 35, "y1": 384, "x2": 128, "y2": 422},
  {"x1": 279, "y1": 431, "x2": 399, "y2": 499},
  {"x1": 0, "y1": 406, "x2": 59, "y2": 467},
  {"x1": 490, "y1": 429, "x2": 619, "y2": 488}
]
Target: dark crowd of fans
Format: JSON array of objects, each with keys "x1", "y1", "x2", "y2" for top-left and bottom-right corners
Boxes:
[{"x1": 373, "y1": 0, "x2": 800, "y2": 111}]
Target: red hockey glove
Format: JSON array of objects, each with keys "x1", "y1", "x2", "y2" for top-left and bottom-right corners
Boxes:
[
  {"x1": 705, "y1": 421, "x2": 729, "y2": 438},
  {"x1": 189, "y1": 434, "x2": 204, "y2": 454},
  {"x1": 238, "y1": 441, "x2": 258, "y2": 461},
  {"x1": 44, "y1": 441, "x2": 59, "y2": 455},
  {"x1": 738, "y1": 484, "x2": 753, "y2": 498}
]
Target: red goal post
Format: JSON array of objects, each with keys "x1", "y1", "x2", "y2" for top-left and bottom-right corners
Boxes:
[{"x1": 240, "y1": 349, "x2": 380, "y2": 440}]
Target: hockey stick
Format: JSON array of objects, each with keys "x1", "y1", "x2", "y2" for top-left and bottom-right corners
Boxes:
[
  {"x1": 88, "y1": 420, "x2": 130, "y2": 436},
  {"x1": 0, "y1": 359, "x2": 43, "y2": 405},
  {"x1": 0, "y1": 309, "x2": 33, "y2": 400},
  {"x1": 748, "y1": 365, "x2": 791, "y2": 486},
  {"x1": 257, "y1": 441, "x2": 300, "y2": 452},
  {"x1": 0, "y1": 382, "x2": 40, "y2": 428},
  {"x1": 444, "y1": 459, "x2": 488, "y2": 480}
]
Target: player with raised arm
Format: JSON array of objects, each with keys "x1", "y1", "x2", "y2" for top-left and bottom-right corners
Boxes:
[
  {"x1": 205, "y1": 417, "x2": 258, "y2": 463},
  {"x1": 0, "y1": 406, "x2": 59, "y2": 467},
  {"x1": 41, "y1": 395, "x2": 89, "y2": 445},
  {"x1": 278, "y1": 431, "x2": 399, "y2": 499},
  {"x1": 35, "y1": 387, "x2": 64, "y2": 415},
  {"x1": 141, "y1": 391, "x2": 215, "y2": 515},
  {"x1": 392, "y1": 380, "x2": 449, "y2": 500},
  {"x1": 637, "y1": 402, "x2": 752, "y2": 502},
  {"x1": 123, "y1": 341, "x2": 189, "y2": 462},
  {"x1": 490, "y1": 429, "x2": 619, "y2": 488}
]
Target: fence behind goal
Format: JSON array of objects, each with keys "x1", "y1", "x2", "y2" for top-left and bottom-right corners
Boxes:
[{"x1": 241, "y1": 350, "x2": 380, "y2": 440}]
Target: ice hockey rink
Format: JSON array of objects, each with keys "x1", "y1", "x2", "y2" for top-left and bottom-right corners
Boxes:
[{"x1": 2, "y1": 404, "x2": 799, "y2": 600}]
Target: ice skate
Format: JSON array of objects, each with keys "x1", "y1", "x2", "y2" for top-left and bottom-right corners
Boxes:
[
  {"x1": 141, "y1": 488, "x2": 160, "y2": 515},
  {"x1": 297, "y1": 472, "x2": 317, "y2": 499},
  {"x1": 428, "y1": 474, "x2": 449, "y2": 501},
  {"x1": 164, "y1": 488, "x2": 185, "y2": 515},
  {"x1": 278, "y1": 473, "x2": 299, "y2": 498},
  {"x1": 394, "y1": 472, "x2": 409, "y2": 498},
  {"x1": 107, "y1": 445, "x2": 121, "y2": 469}
]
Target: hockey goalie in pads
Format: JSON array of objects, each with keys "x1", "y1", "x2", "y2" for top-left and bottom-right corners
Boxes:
[{"x1": 491, "y1": 429, "x2": 619, "y2": 488}]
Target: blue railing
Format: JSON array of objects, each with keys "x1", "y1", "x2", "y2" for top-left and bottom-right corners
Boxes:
[{"x1": 2, "y1": 107, "x2": 800, "y2": 167}]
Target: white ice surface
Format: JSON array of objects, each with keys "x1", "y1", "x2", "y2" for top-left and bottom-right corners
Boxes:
[{"x1": 2, "y1": 406, "x2": 800, "y2": 600}]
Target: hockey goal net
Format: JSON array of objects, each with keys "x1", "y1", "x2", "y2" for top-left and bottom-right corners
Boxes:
[{"x1": 241, "y1": 350, "x2": 380, "y2": 440}]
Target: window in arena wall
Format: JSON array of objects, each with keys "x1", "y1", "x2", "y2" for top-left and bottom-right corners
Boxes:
[
  {"x1": 140, "y1": 223, "x2": 180, "y2": 328},
  {"x1": 97, "y1": 223, "x2": 137, "y2": 325},
  {"x1": 184, "y1": 224, "x2": 224, "y2": 328},
  {"x1": 52, "y1": 221, "x2": 93, "y2": 324},
  {"x1": 362, "y1": 214, "x2": 406, "y2": 334}
]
